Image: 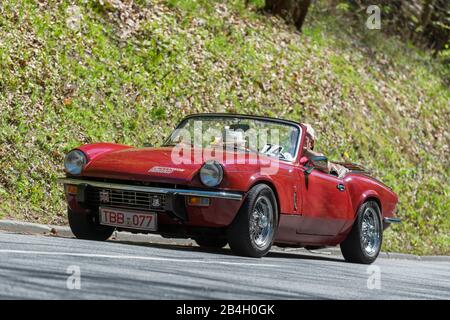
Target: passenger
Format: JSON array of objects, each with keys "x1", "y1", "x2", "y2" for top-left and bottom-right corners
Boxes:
[{"x1": 302, "y1": 123, "x2": 349, "y2": 178}]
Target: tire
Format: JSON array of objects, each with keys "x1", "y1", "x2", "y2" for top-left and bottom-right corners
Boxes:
[
  {"x1": 227, "y1": 184, "x2": 278, "y2": 258},
  {"x1": 68, "y1": 209, "x2": 115, "y2": 241},
  {"x1": 340, "y1": 200, "x2": 382, "y2": 264},
  {"x1": 193, "y1": 237, "x2": 228, "y2": 249}
]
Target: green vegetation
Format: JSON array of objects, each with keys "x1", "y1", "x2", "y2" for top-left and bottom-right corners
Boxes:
[{"x1": 0, "y1": 0, "x2": 448, "y2": 254}]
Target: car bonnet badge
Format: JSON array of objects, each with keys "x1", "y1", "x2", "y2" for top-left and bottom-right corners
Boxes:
[{"x1": 148, "y1": 166, "x2": 185, "y2": 174}]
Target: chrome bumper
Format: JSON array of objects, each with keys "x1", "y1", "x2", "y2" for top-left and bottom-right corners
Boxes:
[
  {"x1": 383, "y1": 217, "x2": 402, "y2": 224},
  {"x1": 57, "y1": 178, "x2": 243, "y2": 201}
]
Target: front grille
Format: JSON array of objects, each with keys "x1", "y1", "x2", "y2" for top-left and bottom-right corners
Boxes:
[{"x1": 86, "y1": 187, "x2": 166, "y2": 211}]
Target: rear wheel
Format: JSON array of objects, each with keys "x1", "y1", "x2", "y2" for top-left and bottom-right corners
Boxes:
[
  {"x1": 68, "y1": 209, "x2": 115, "y2": 241},
  {"x1": 193, "y1": 237, "x2": 228, "y2": 249},
  {"x1": 227, "y1": 184, "x2": 278, "y2": 258},
  {"x1": 340, "y1": 200, "x2": 382, "y2": 264}
]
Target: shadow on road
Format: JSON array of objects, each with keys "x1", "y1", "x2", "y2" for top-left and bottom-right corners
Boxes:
[{"x1": 109, "y1": 239, "x2": 345, "y2": 263}]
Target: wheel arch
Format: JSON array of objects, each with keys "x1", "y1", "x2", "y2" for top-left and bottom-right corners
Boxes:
[
  {"x1": 364, "y1": 197, "x2": 383, "y2": 229},
  {"x1": 353, "y1": 192, "x2": 382, "y2": 219},
  {"x1": 248, "y1": 180, "x2": 281, "y2": 224},
  {"x1": 365, "y1": 196, "x2": 382, "y2": 215}
]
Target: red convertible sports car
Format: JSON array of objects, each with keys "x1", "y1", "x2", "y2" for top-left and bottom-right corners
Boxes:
[{"x1": 58, "y1": 114, "x2": 400, "y2": 264}]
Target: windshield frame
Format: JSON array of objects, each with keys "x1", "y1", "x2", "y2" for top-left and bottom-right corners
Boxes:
[{"x1": 163, "y1": 113, "x2": 303, "y2": 163}]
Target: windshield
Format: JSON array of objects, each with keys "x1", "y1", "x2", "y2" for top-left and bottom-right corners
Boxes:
[{"x1": 165, "y1": 116, "x2": 301, "y2": 161}]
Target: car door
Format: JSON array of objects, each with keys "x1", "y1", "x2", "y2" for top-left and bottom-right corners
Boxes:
[{"x1": 295, "y1": 167, "x2": 352, "y2": 236}]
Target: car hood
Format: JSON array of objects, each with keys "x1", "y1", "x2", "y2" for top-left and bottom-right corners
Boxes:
[
  {"x1": 82, "y1": 147, "x2": 203, "y2": 184},
  {"x1": 80, "y1": 145, "x2": 279, "y2": 186}
]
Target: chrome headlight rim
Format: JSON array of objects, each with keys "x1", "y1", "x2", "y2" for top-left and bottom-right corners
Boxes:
[
  {"x1": 64, "y1": 150, "x2": 87, "y2": 175},
  {"x1": 199, "y1": 160, "x2": 224, "y2": 187}
]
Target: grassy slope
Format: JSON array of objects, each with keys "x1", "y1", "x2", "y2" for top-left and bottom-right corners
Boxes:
[{"x1": 0, "y1": 0, "x2": 448, "y2": 254}]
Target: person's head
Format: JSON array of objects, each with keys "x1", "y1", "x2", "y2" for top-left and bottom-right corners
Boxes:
[{"x1": 302, "y1": 123, "x2": 316, "y2": 150}]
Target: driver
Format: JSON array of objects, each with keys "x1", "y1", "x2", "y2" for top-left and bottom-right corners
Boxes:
[{"x1": 302, "y1": 123, "x2": 349, "y2": 178}]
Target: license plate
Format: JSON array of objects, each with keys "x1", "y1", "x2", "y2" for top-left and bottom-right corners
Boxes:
[{"x1": 99, "y1": 207, "x2": 157, "y2": 231}]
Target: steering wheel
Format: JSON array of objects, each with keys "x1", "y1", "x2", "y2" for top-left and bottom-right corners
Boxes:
[{"x1": 261, "y1": 144, "x2": 286, "y2": 159}]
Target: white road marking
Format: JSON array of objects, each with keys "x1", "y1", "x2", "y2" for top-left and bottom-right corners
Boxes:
[{"x1": 0, "y1": 249, "x2": 279, "y2": 268}]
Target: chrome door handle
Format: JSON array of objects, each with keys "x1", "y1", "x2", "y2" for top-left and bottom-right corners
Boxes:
[{"x1": 336, "y1": 183, "x2": 345, "y2": 191}]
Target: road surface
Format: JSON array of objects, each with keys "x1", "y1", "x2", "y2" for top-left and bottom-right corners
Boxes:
[{"x1": 0, "y1": 231, "x2": 448, "y2": 299}]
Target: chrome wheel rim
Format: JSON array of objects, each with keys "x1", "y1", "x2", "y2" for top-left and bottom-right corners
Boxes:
[
  {"x1": 361, "y1": 207, "x2": 381, "y2": 256},
  {"x1": 249, "y1": 195, "x2": 274, "y2": 249}
]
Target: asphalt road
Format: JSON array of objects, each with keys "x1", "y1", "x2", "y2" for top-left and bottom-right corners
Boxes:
[{"x1": 0, "y1": 231, "x2": 448, "y2": 299}]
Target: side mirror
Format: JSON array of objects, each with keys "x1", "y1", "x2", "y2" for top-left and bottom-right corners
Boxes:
[
  {"x1": 299, "y1": 156, "x2": 309, "y2": 166},
  {"x1": 300, "y1": 156, "x2": 314, "y2": 175},
  {"x1": 310, "y1": 155, "x2": 328, "y2": 171}
]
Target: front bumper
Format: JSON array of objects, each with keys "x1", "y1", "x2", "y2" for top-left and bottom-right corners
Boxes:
[
  {"x1": 58, "y1": 178, "x2": 243, "y2": 200},
  {"x1": 57, "y1": 177, "x2": 244, "y2": 223}
]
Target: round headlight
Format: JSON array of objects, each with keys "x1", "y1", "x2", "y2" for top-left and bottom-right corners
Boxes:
[
  {"x1": 64, "y1": 150, "x2": 87, "y2": 175},
  {"x1": 199, "y1": 160, "x2": 223, "y2": 187}
]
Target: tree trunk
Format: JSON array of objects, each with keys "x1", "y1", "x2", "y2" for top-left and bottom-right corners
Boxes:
[
  {"x1": 421, "y1": 0, "x2": 436, "y2": 31},
  {"x1": 294, "y1": 0, "x2": 311, "y2": 30},
  {"x1": 264, "y1": 0, "x2": 312, "y2": 31}
]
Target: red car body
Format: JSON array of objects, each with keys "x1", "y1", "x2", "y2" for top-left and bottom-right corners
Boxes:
[{"x1": 59, "y1": 114, "x2": 399, "y2": 256}]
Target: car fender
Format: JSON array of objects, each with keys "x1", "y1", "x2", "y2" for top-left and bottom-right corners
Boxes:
[
  {"x1": 76, "y1": 143, "x2": 132, "y2": 162},
  {"x1": 343, "y1": 173, "x2": 395, "y2": 219},
  {"x1": 242, "y1": 170, "x2": 297, "y2": 215},
  {"x1": 354, "y1": 191, "x2": 381, "y2": 217}
]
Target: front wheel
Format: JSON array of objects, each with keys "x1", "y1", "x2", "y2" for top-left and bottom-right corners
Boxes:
[
  {"x1": 68, "y1": 209, "x2": 115, "y2": 241},
  {"x1": 340, "y1": 200, "x2": 382, "y2": 264},
  {"x1": 227, "y1": 184, "x2": 278, "y2": 258}
]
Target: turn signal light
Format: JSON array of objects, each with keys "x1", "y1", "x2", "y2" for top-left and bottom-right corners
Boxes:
[
  {"x1": 187, "y1": 196, "x2": 210, "y2": 207},
  {"x1": 66, "y1": 184, "x2": 78, "y2": 195}
]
